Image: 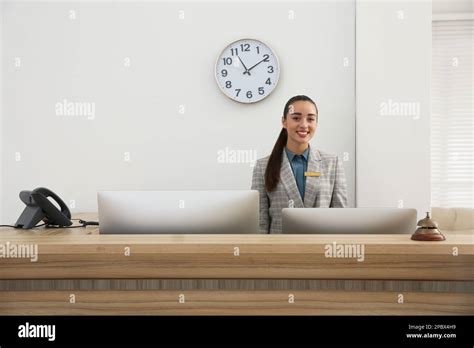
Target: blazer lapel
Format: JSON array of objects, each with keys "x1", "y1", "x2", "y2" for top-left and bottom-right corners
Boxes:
[
  {"x1": 281, "y1": 150, "x2": 304, "y2": 208},
  {"x1": 303, "y1": 147, "x2": 322, "y2": 207}
]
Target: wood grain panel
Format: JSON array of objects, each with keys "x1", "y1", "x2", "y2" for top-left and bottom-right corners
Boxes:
[{"x1": 1, "y1": 290, "x2": 472, "y2": 315}]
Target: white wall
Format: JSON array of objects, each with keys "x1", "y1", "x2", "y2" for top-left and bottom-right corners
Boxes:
[
  {"x1": 356, "y1": 0, "x2": 432, "y2": 220},
  {"x1": 1, "y1": 1, "x2": 355, "y2": 224},
  {"x1": 0, "y1": 2, "x2": 3, "y2": 223}
]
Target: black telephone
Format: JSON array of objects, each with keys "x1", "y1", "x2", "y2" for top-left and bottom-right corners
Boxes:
[{"x1": 15, "y1": 187, "x2": 73, "y2": 229}]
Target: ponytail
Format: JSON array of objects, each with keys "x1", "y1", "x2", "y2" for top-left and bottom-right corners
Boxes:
[{"x1": 264, "y1": 128, "x2": 287, "y2": 192}]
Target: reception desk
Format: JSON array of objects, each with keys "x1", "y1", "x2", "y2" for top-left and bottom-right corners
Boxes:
[{"x1": 0, "y1": 214, "x2": 473, "y2": 315}]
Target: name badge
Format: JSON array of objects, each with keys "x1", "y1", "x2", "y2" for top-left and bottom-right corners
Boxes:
[{"x1": 304, "y1": 171, "x2": 320, "y2": 177}]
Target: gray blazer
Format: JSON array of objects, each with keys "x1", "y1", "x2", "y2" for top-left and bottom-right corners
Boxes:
[{"x1": 251, "y1": 147, "x2": 348, "y2": 233}]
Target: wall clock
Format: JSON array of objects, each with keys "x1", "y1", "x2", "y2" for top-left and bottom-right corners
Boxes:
[{"x1": 215, "y1": 38, "x2": 280, "y2": 103}]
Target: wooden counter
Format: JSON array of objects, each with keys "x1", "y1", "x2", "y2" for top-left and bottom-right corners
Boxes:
[{"x1": 0, "y1": 213, "x2": 473, "y2": 315}]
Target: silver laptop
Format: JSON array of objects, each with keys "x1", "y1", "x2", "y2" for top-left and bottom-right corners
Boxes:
[
  {"x1": 98, "y1": 190, "x2": 259, "y2": 234},
  {"x1": 282, "y1": 208, "x2": 417, "y2": 234}
]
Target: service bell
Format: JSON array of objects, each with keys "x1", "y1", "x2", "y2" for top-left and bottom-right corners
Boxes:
[{"x1": 411, "y1": 212, "x2": 446, "y2": 241}]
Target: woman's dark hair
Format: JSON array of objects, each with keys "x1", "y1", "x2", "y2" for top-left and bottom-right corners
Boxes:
[{"x1": 264, "y1": 95, "x2": 318, "y2": 192}]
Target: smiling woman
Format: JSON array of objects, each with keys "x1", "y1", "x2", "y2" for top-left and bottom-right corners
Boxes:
[{"x1": 251, "y1": 95, "x2": 348, "y2": 234}]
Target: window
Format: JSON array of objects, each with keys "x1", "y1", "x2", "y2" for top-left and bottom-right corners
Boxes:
[{"x1": 431, "y1": 19, "x2": 473, "y2": 208}]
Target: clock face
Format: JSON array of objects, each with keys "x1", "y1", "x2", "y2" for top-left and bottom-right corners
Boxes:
[{"x1": 215, "y1": 39, "x2": 280, "y2": 103}]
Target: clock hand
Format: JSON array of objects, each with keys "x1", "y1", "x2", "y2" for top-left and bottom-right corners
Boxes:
[
  {"x1": 237, "y1": 56, "x2": 251, "y2": 76},
  {"x1": 247, "y1": 57, "x2": 267, "y2": 72}
]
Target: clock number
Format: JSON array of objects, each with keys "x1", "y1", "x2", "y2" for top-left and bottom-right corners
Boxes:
[
  {"x1": 258, "y1": 87, "x2": 264, "y2": 95},
  {"x1": 221, "y1": 69, "x2": 228, "y2": 77},
  {"x1": 263, "y1": 54, "x2": 270, "y2": 62},
  {"x1": 240, "y1": 43, "x2": 250, "y2": 52},
  {"x1": 256, "y1": 46, "x2": 260, "y2": 54},
  {"x1": 235, "y1": 89, "x2": 241, "y2": 97},
  {"x1": 223, "y1": 57, "x2": 232, "y2": 65},
  {"x1": 265, "y1": 78, "x2": 271, "y2": 85},
  {"x1": 225, "y1": 81, "x2": 232, "y2": 88},
  {"x1": 267, "y1": 66, "x2": 274, "y2": 73},
  {"x1": 246, "y1": 91, "x2": 253, "y2": 99},
  {"x1": 231, "y1": 48, "x2": 239, "y2": 56}
]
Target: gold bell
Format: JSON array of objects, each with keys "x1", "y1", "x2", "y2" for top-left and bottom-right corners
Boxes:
[{"x1": 411, "y1": 212, "x2": 446, "y2": 241}]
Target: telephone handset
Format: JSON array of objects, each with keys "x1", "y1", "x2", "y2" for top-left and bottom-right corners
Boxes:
[{"x1": 15, "y1": 187, "x2": 73, "y2": 229}]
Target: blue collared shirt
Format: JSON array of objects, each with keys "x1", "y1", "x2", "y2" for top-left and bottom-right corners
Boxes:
[{"x1": 285, "y1": 147, "x2": 310, "y2": 200}]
